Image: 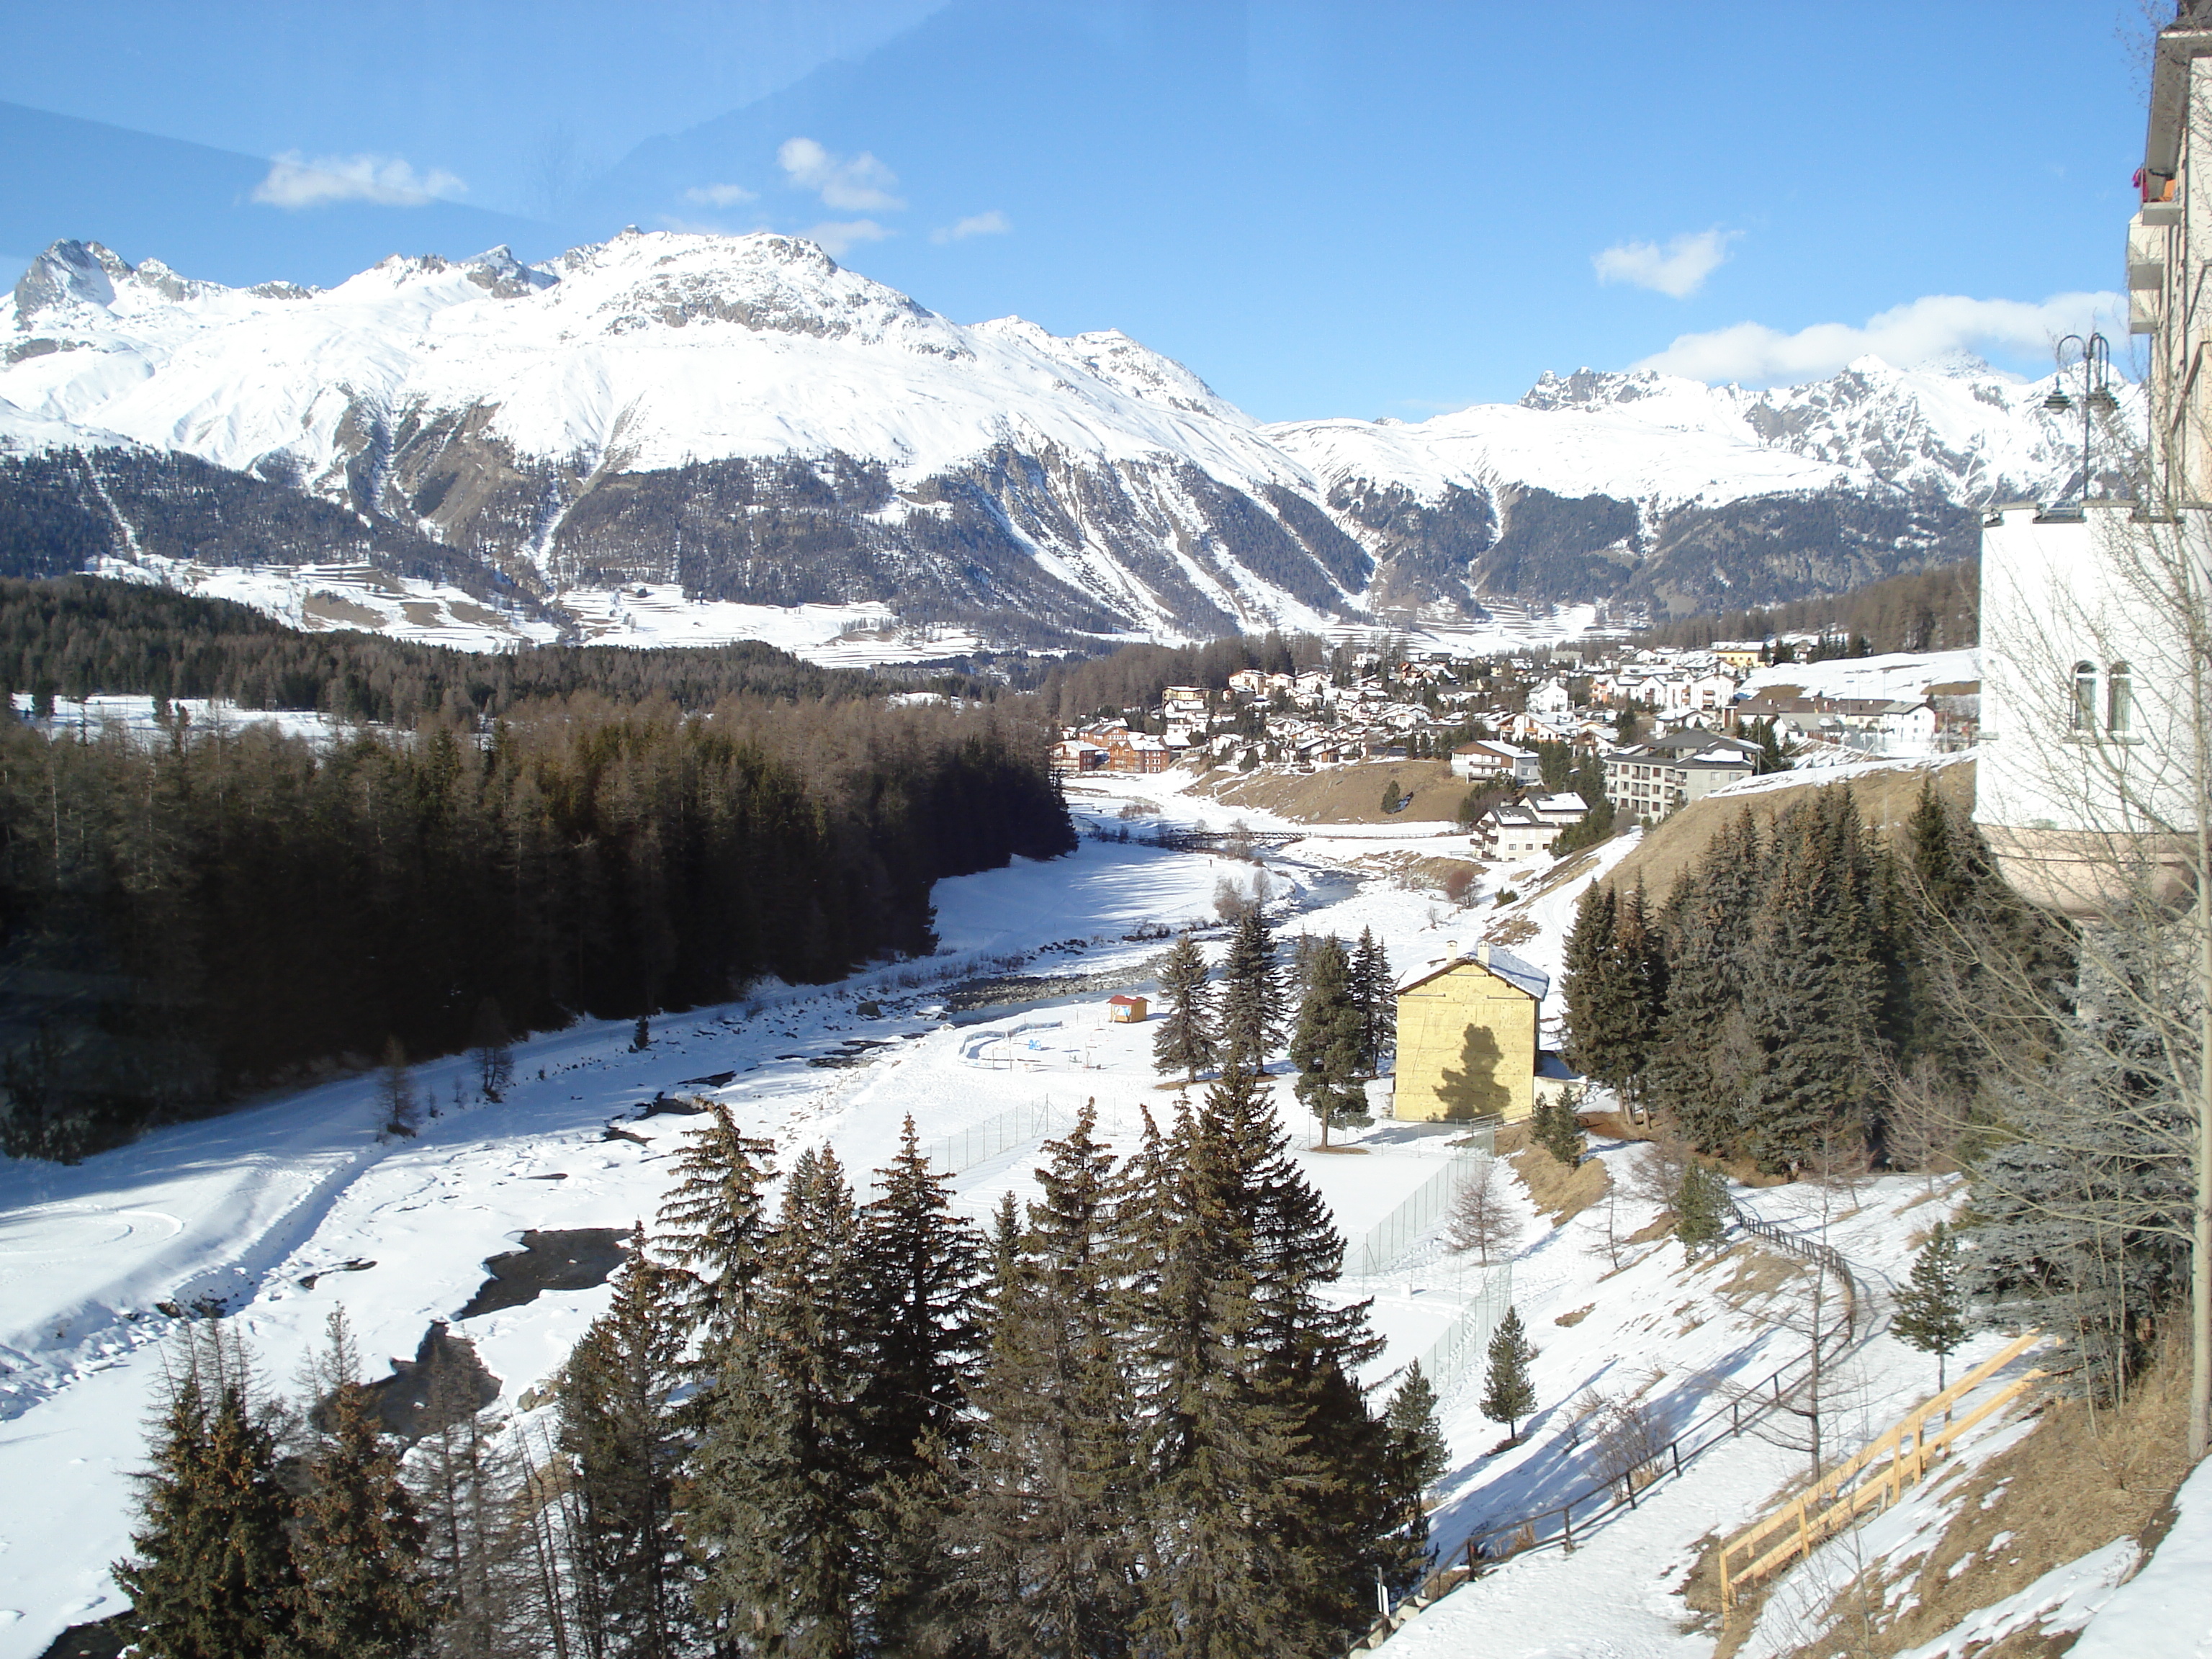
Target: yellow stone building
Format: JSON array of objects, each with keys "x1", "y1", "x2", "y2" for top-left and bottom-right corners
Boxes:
[{"x1": 1392, "y1": 945, "x2": 1550, "y2": 1123}]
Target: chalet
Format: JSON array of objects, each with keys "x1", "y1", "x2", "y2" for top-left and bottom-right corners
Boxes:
[
  {"x1": 1107, "y1": 994, "x2": 1148, "y2": 1022},
  {"x1": 1450, "y1": 739, "x2": 1542, "y2": 785}
]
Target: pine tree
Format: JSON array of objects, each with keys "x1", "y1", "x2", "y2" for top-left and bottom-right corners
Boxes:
[
  {"x1": 1151, "y1": 933, "x2": 1218, "y2": 1086},
  {"x1": 953, "y1": 1102, "x2": 1142, "y2": 1658},
  {"x1": 290, "y1": 1314, "x2": 434, "y2": 1659},
  {"x1": 1380, "y1": 1362, "x2": 1448, "y2": 1589},
  {"x1": 653, "y1": 1103, "x2": 777, "y2": 1347},
  {"x1": 853, "y1": 1118, "x2": 986, "y2": 1652},
  {"x1": 1892, "y1": 1223, "x2": 1969, "y2": 1393},
  {"x1": 1561, "y1": 883, "x2": 1619, "y2": 1081},
  {"x1": 1645, "y1": 809, "x2": 1765, "y2": 1152},
  {"x1": 1290, "y1": 936, "x2": 1370, "y2": 1147},
  {"x1": 1140, "y1": 1066, "x2": 1395, "y2": 1653},
  {"x1": 559, "y1": 1229, "x2": 691, "y2": 1659},
  {"x1": 1673, "y1": 1161, "x2": 1727, "y2": 1257},
  {"x1": 1530, "y1": 1094, "x2": 1583, "y2": 1169},
  {"x1": 686, "y1": 1146, "x2": 869, "y2": 1659},
  {"x1": 1350, "y1": 927, "x2": 1394, "y2": 1075},
  {"x1": 1478, "y1": 1308, "x2": 1539, "y2": 1442},
  {"x1": 1738, "y1": 791, "x2": 1883, "y2": 1172},
  {"x1": 1216, "y1": 906, "x2": 1282, "y2": 1074},
  {"x1": 115, "y1": 1324, "x2": 300, "y2": 1659}
]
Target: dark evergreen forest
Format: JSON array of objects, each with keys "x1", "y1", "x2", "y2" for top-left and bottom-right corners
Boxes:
[{"x1": 0, "y1": 582, "x2": 1073, "y2": 1159}]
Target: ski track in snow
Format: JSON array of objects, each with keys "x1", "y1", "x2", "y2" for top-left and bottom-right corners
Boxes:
[{"x1": 0, "y1": 775, "x2": 2142, "y2": 1659}]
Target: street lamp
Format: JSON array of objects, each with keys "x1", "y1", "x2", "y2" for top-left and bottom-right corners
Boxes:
[{"x1": 2042, "y1": 332, "x2": 2119, "y2": 507}]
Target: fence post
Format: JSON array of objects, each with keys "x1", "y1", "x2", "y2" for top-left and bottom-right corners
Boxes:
[
  {"x1": 1732, "y1": 1399, "x2": 1741, "y2": 1437},
  {"x1": 1671, "y1": 1442, "x2": 1681, "y2": 1478},
  {"x1": 1561, "y1": 1502, "x2": 1572, "y2": 1550}
]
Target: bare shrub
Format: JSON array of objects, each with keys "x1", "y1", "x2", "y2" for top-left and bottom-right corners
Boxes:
[{"x1": 1583, "y1": 1384, "x2": 1669, "y2": 1493}]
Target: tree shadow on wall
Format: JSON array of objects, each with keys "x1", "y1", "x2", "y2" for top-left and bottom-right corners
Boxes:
[{"x1": 1435, "y1": 1021, "x2": 1510, "y2": 1121}]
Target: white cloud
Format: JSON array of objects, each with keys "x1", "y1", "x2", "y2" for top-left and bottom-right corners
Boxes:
[
  {"x1": 1634, "y1": 291, "x2": 2129, "y2": 384},
  {"x1": 1592, "y1": 228, "x2": 1737, "y2": 298},
  {"x1": 683, "y1": 183, "x2": 757, "y2": 208},
  {"x1": 777, "y1": 136, "x2": 904, "y2": 212},
  {"x1": 804, "y1": 219, "x2": 895, "y2": 257},
  {"x1": 930, "y1": 210, "x2": 1011, "y2": 245},
  {"x1": 251, "y1": 151, "x2": 465, "y2": 210}
]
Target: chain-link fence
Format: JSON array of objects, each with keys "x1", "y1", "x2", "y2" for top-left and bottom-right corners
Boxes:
[
  {"x1": 922, "y1": 1100, "x2": 1071, "y2": 1179},
  {"x1": 1346, "y1": 1136, "x2": 1493, "y2": 1279},
  {"x1": 1412, "y1": 1261, "x2": 1514, "y2": 1398}
]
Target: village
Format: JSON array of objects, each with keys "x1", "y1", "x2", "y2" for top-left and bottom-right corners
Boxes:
[{"x1": 1053, "y1": 635, "x2": 1979, "y2": 862}]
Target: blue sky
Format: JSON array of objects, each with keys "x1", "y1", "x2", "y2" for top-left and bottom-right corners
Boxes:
[{"x1": 0, "y1": 1, "x2": 2149, "y2": 421}]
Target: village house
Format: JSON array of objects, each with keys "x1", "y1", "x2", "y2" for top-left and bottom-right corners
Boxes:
[
  {"x1": 1604, "y1": 732, "x2": 1759, "y2": 822},
  {"x1": 1450, "y1": 738, "x2": 1542, "y2": 785},
  {"x1": 1393, "y1": 944, "x2": 1562, "y2": 1123},
  {"x1": 1051, "y1": 738, "x2": 1110, "y2": 773},
  {"x1": 1472, "y1": 791, "x2": 1587, "y2": 861}
]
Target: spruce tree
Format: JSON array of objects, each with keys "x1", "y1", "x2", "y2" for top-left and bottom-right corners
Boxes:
[
  {"x1": 559, "y1": 1229, "x2": 691, "y2": 1659},
  {"x1": 1738, "y1": 790, "x2": 1883, "y2": 1172},
  {"x1": 1645, "y1": 808, "x2": 1765, "y2": 1153},
  {"x1": 1380, "y1": 1362, "x2": 1448, "y2": 1589},
  {"x1": 854, "y1": 1118, "x2": 986, "y2": 1651},
  {"x1": 1531, "y1": 1093, "x2": 1583, "y2": 1168},
  {"x1": 289, "y1": 1314, "x2": 433, "y2": 1659},
  {"x1": 1216, "y1": 905, "x2": 1282, "y2": 1075},
  {"x1": 953, "y1": 1102, "x2": 1142, "y2": 1658},
  {"x1": 1290, "y1": 936, "x2": 1370, "y2": 1147},
  {"x1": 1151, "y1": 933, "x2": 1218, "y2": 1086},
  {"x1": 1893, "y1": 1223, "x2": 1969, "y2": 1392},
  {"x1": 1478, "y1": 1308, "x2": 1539, "y2": 1442},
  {"x1": 116, "y1": 1325, "x2": 300, "y2": 1659},
  {"x1": 654, "y1": 1103, "x2": 778, "y2": 1347},
  {"x1": 686, "y1": 1146, "x2": 869, "y2": 1659},
  {"x1": 1350, "y1": 927, "x2": 1394, "y2": 1075},
  {"x1": 1561, "y1": 883, "x2": 1619, "y2": 1081},
  {"x1": 1673, "y1": 1161, "x2": 1727, "y2": 1257}
]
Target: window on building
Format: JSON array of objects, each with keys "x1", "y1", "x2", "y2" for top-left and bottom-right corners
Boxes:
[
  {"x1": 2108, "y1": 662, "x2": 2133, "y2": 734},
  {"x1": 2072, "y1": 662, "x2": 2098, "y2": 732}
]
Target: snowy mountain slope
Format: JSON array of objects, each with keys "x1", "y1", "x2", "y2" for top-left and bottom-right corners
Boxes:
[{"x1": 2, "y1": 230, "x2": 2104, "y2": 647}]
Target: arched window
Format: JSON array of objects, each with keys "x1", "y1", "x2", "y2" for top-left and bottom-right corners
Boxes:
[
  {"x1": 2108, "y1": 662, "x2": 2133, "y2": 734},
  {"x1": 2072, "y1": 662, "x2": 2098, "y2": 732}
]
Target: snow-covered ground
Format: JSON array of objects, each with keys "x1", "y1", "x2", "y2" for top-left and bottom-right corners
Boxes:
[
  {"x1": 1739, "y1": 647, "x2": 1979, "y2": 704},
  {"x1": 0, "y1": 768, "x2": 2194, "y2": 1659}
]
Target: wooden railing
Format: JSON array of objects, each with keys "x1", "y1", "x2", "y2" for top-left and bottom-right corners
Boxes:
[{"x1": 1714, "y1": 1327, "x2": 2047, "y2": 1609}]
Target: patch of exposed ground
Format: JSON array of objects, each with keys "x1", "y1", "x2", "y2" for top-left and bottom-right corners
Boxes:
[
  {"x1": 1498, "y1": 1123, "x2": 1612, "y2": 1223},
  {"x1": 454, "y1": 1226, "x2": 629, "y2": 1320},
  {"x1": 1189, "y1": 759, "x2": 1471, "y2": 824},
  {"x1": 355, "y1": 1321, "x2": 503, "y2": 1439},
  {"x1": 302, "y1": 591, "x2": 387, "y2": 629},
  {"x1": 1693, "y1": 1346, "x2": 2193, "y2": 1659}
]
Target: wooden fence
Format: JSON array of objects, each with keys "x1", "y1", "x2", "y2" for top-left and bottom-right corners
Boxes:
[{"x1": 1714, "y1": 1327, "x2": 2047, "y2": 1609}]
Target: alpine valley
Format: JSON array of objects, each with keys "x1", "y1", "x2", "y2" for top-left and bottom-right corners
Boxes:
[{"x1": 0, "y1": 230, "x2": 2113, "y2": 657}]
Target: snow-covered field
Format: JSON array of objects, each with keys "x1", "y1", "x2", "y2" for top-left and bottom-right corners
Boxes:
[
  {"x1": 1739, "y1": 647, "x2": 1979, "y2": 704},
  {"x1": 0, "y1": 770, "x2": 2191, "y2": 1659}
]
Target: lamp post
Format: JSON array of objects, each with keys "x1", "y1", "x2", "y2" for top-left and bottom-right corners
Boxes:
[{"x1": 2042, "y1": 331, "x2": 2120, "y2": 508}]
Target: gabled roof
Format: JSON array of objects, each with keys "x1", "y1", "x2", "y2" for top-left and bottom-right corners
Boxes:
[{"x1": 1395, "y1": 945, "x2": 1550, "y2": 1003}]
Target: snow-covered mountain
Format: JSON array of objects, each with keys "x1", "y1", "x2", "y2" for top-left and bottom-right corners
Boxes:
[{"x1": 0, "y1": 231, "x2": 2113, "y2": 652}]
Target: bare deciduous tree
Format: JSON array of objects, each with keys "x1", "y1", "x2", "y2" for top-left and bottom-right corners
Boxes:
[{"x1": 1444, "y1": 1156, "x2": 1523, "y2": 1266}]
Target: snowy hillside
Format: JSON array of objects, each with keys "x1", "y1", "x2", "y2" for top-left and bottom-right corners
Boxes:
[{"x1": 4, "y1": 233, "x2": 2099, "y2": 652}]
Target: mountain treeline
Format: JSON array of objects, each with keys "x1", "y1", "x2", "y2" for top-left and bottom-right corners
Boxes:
[
  {"x1": 0, "y1": 576, "x2": 1019, "y2": 728},
  {"x1": 0, "y1": 693, "x2": 1071, "y2": 1159},
  {"x1": 117, "y1": 1088, "x2": 1442, "y2": 1659},
  {"x1": 1647, "y1": 559, "x2": 1979, "y2": 657}
]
